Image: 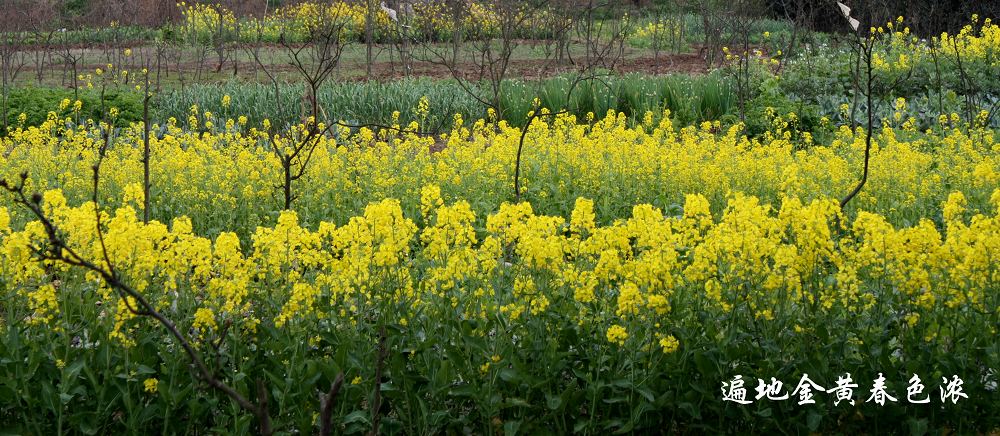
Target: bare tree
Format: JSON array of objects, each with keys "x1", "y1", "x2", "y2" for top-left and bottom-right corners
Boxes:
[
  {"x1": 836, "y1": 3, "x2": 912, "y2": 211},
  {"x1": 56, "y1": 27, "x2": 85, "y2": 98},
  {"x1": 411, "y1": 0, "x2": 622, "y2": 202},
  {"x1": 773, "y1": 0, "x2": 817, "y2": 72},
  {"x1": 574, "y1": 0, "x2": 633, "y2": 71},
  {"x1": 210, "y1": 5, "x2": 237, "y2": 74},
  {"x1": 512, "y1": 74, "x2": 602, "y2": 202},
  {"x1": 244, "y1": 28, "x2": 282, "y2": 110},
  {"x1": 267, "y1": 13, "x2": 351, "y2": 210},
  {"x1": 1, "y1": 17, "x2": 28, "y2": 134},
  {"x1": 365, "y1": 0, "x2": 377, "y2": 77},
  {"x1": 29, "y1": 27, "x2": 57, "y2": 86},
  {"x1": 948, "y1": 37, "x2": 1000, "y2": 131},
  {"x1": 551, "y1": 0, "x2": 576, "y2": 64},
  {"x1": 386, "y1": 0, "x2": 416, "y2": 76},
  {"x1": 151, "y1": 40, "x2": 169, "y2": 93},
  {"x1": 673, "y1": 0, "x2": 727, "y2": 67},
  {"x1": 446, "y1": 0, "x2": 469, "y2": 64},
  {"x1": 727, "y1": 0, "x2": 761, "y2": 124},
  {"x1": 141, "y1": 65, "x2": 152, "y2": 223},
  {"x1": 415, "y1": 0, "x2": 551, "y2": 119}
]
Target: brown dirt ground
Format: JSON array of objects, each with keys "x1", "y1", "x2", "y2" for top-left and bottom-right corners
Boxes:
[
  {"x1": 355, "y1": 52, "x2": 710, "y2": 81},
  {"x1": 17, "y1": 42, "x2": 713, "y2": 87}
]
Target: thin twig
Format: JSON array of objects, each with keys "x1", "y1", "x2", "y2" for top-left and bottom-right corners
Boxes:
[{"x1": 319, "y1": 372, "x2": 346, "y2": 436}]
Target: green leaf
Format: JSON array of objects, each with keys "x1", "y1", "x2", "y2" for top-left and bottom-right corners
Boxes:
[
  {"x1": 635, "y1": 387, "x2": 655, "y2": 403},
  {"x1": 611, "y1": 379, "x2": 631, "y2": 389},
  {"x1": 688, "y1": 380, "x2": 711, "y2": 395},
  {"x1": 807, "y1": 411, "x2": 822, "y2": 432},
  {"x1": 342, "y1": 410, "x2": 369, "y2": 425},
  {"x1": 601, "y1": 419, "x2": 624, "y2": 430},
  {"x1": 66, "y1": 360, "x2": 87, "y2": 379},
  {"x1": 499, "y1": 367, "x2": 519, "y2": 383},
  {"x1": 0, "y1": 386, "x2": 15, "y2": 403},
  {"x1": 693, "y1": 350, "x2": 717, "y2": 378},
  {"x1": 449, "y1": 383, "x2": 477, "y2": 398},
  {"x1": 678, "y1": 402, "x2": 701, "y2": 419},
  {"x1": 503, "y1": 419, "x2": 522, "y2": 436},
  {"x1": 907, "y1": 417, "x2": 928, "y2": 436},
  {"x1": 503, "y1": 397, "x2": 531, "y2": 408},
  {"x1": 545, "y1": 393, "x2": 562, "y2": 410},
  {"x1": 135, "y1": 365, "x2": 156, "y2": 376}
]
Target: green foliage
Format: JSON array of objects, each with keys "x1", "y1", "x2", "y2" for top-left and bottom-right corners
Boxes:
[
  {"x1": 153, "y1": 73, "x2": 739, "y2": 133},
  {"x1": 3, "y1": 11, "x2": 1000, "y2": 433},
  {"x1": 626, "y1": 11, "x2": 797, "y2": 51},
  {"x1": 16, "y1": 25, "x2": 162, "y2": 46},
  {"x1": 3, "y1": 87, "x2": 142, "y2": 131},
  {"x1": 777, "y1": 31, "x2": 1000, "y2": 130},
  {"x1": 505, "y1": 72, "x2": 736, "y2": 127},
  {"x1": 63, "y1": 0, "x2": 89, "y2": 16},
  {"x1": 743, "y1": 76, "x2": 823, "y2": 138},
  {"x1": 155, "y1": 79, "x2": 484, "y2": 134},
  {"x1": 1, "y1": 81, "x2": 999, "y2": 434}
]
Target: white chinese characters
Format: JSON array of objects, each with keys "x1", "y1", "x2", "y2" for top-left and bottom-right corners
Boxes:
[
  {"x1": 790, "y1": 374, "x2": 826, "y2": 405},
  {"x1": 722, "y1": 373, "x2": 968, "y2": 405},
  {"x1": 721, "y1": 375, "x2": 753, "y2": 405},
  {"x1": 940, "y1": 375, "x2": 969, "y2": 404},
  {"x1": 866, "y1": 373, "x2": 897, "y2": 405},
  {"x1": 828, "y1": 373, "x2": 859, "y2": 406},
  {"x1": 907, "y1": 374, "x2": 930, "y2": 404}
]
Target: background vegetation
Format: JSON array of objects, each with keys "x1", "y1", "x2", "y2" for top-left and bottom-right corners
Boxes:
[{"x1": 1, "y1": 0, "x2": 998, "y2": 434}]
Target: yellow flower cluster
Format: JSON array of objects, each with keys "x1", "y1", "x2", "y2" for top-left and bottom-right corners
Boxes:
[
  {"x1": 175, "y1": 1, "x2": 551, "y2": 43},
  {"x1": 144, "y1": 378, "x2": 159, "y2": 394},
  {"x1": 632, "y1": 20, "x2": 682, "y2": 41},
  {"x1": 4, "y1": 181, "x2": 999, "y2": 355},
  {"x1": 937, "y1": 15, "x2": 1000, "y2": 67},
  {"x1": 2, "y1": 94, "x2": 1000, "y2": 359},
  {"x1": 2, "y1": 108, "x2": 997, "y2": 240},
  {"x1": 177, "y1": 2, "x2": 238, "y2": 39},
  {"x1": 606, "y1": 325, "x2": 628, "y2": 345},
  {"x1": 867, "y1": 16, "x2": 999, "y2": 75},
  {"x1": 629, "y1": 18, "x2": 684, "y2": 50}
]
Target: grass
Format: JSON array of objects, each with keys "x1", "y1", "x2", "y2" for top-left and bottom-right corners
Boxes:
[{"x1": 149, "y1": 72, "x2": 735, "y2": 132}]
